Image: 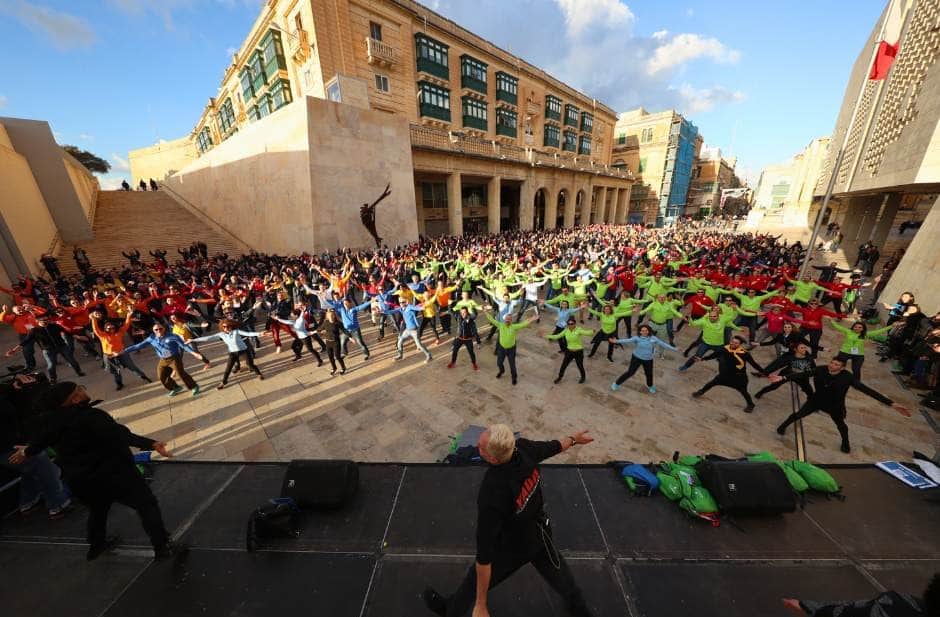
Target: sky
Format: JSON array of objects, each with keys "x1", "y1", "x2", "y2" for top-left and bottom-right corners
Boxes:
[{"x1": 0, "y1": 0, "x2": 887, "y2": 188}]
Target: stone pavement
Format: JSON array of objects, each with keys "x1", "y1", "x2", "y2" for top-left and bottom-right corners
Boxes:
[{"x1": 1, "y1": 317, "x2": 935, "y2": 465}]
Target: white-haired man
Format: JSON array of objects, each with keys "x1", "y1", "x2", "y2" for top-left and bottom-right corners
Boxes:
[{"x1": 423, "y1": 424, "x2": 594, "y2": 617}]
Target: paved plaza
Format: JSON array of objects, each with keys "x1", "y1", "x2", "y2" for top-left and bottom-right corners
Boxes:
[{"x1": 4, "y1": 315, "x2": 933, "y2": 466}]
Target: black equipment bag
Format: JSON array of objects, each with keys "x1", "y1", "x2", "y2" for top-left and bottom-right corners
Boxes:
[
  {"x1": 696, "y1": 460, "x2": 795, "y2": 515},
  {"x1": 246, "y1": 498, "x2": 302, "y2": 552},
  {"x1": 280, "y1": 459, "x2": 359, "y2": 509}
]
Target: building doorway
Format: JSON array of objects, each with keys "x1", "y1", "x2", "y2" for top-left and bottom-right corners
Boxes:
[
  {"x1": 534, "y1": 188, "x2": 547, "y2": 230},
  {"x1": 500, "y1": 183, "x2": 521, "y2": 231},
  {"x1": 557, "y1": 190, "x2": 567, "y2": 228}
]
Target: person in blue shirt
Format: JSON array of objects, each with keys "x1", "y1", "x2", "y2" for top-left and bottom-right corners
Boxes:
[
  {"x1": 327, "y1": 294, "x2": 372, "y2": 360},
  {"x1": 124, "y1": 323, "x2": 207, "y2": 396},
  {"x1": 609, "y1": 324, "x2": 678, "y2": 394},
  {"x1": 385, "y1": 298, "x2": 431, "y2": 363}
]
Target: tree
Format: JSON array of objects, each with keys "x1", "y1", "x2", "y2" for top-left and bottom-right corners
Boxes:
[{"x1": 61, "y1": 145, "x2": 111, "y2": 174}]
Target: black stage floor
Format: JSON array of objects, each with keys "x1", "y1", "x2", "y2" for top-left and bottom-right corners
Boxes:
[{"x1": 1, "y1": 463, "x2": 937, "y2": 617}]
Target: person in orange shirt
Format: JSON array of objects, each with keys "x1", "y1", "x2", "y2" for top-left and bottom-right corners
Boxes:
[
  {"x1": 434, "y1": 279, "x2": 459, "y2": 335},
  {"x1": 91, "y1": 312, "x2": 152, "y2": 390}
]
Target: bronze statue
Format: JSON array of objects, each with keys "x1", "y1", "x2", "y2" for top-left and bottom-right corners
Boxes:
[{"x1": 360, "y1": 183, "x2": 391, "y2": 248}]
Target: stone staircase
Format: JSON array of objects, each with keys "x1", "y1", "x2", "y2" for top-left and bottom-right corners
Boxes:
[{"x1": 56, "y1": 190, "x2": 249, "y2": 275}]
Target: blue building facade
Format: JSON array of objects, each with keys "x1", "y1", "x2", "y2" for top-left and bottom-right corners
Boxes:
[{"x1": 656, "y1": 117, "x2": 699, "y2": 227}]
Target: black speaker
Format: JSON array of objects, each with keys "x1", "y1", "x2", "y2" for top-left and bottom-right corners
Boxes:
[{"x1": 280, "y1": 459, "x2": 358, "y2": 509}]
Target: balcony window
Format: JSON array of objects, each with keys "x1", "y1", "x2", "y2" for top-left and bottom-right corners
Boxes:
[
  {"x1": 543, "y1": 123, "x2": 560, "y2": 148},
  {"x1": 578, "y1": 135, "x2": 592, "y2": 155},
  {"x1": 247, "y1": 105, "x2": 259, "y2": 122},
  {"x1": 257, "y1": 95, "x2": 272, "y2": 119},
  {"x1": 641, "y1": 127, "x2": 653, "y2": 143},
  {"x1": 370, "y1": 21, "x2": 382, "y2": 41},
  {"x1": 462, "y1": 96, "x2": 487, "y2": 131},
  {"x1": 418, "y1": 81, "x2": 451, "y2": 121},
  {"x1": 564, "y1": 104, "x2": 579, "y2": 128},
  {"x1": 581, "y1": 112, "x2": 593, "y2": 133},
  {"x1": 422, "y1": 181, "x2": 448, "y2": 208},
  {"x1": 260, "y1": 30, "x2": 286, "y2": 79},
  {"x1": 239, "y1": 69, "x2": 254, "y2": 102},
  {"x1": 545, "y1": 95, "x2": 561, "y2": 121},
  {"x1": 196, "y1": 127, "x2": 213, "y2": 154},
  {"x1": 249, "y1": 51, "x2": 267, "y2": 93},
  {"x1": 270, "y1": 79, "x2": 293, "y2": 111},
  {"x1": 496, "y1": 108, "x2": 517, "y2": 137},
  {"x1": 638, "y1": 157, "x2": 647, "y2": 172},
  {"x1": 415, "y1": 33, "x2": 449, "y2": 80},
  {"x1": 460, "y1": 54, "x2": 487, "y2": 94},
  {"x1": 562, "y1": 130, "x2": 576, "y2": 152},
  {"x1": 616, "y1": 132, "x2": 626, "y2": 145},
  {"x1": 495, "y1": 72, "x2": 517, "y2": 105},
  {"x1": 217, "y1": 98, "x2": 236, "y2": 135}
]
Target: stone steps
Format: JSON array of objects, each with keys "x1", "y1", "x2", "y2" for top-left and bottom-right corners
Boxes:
[{"x1": 56, "y1": 190, "x2": 246, "y2": 275}]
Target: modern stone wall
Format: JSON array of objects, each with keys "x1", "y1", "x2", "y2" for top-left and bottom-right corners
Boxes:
[
  {"x1": 880, "y1": 195, "x2": 940, "y2": 314},
  {"x1": 129, "y1": 136, "x2": 198, "y2": 184},
  {"x1": 163, "y1": 95, "x2": 418, "y2": 254}
]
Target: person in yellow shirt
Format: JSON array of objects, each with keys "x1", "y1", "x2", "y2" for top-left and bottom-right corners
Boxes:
[
  {"x1": 546, "y1": 318, "x2": 594, "y2": 384},
  {"x1": 417, "y1": 288, "x2": 444, "y2": 345}
]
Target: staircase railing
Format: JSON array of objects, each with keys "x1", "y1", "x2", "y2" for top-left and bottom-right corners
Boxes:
[{"x1": 157, "y1": 182, "x2": 253, "y2": 253}]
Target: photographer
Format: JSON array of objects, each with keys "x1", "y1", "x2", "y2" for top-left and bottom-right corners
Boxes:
[{"x1": 0, "y1": 373, "x2": 71, "y2": 518}]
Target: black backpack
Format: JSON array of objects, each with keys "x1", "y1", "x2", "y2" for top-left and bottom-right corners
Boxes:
[
  {"x1": 246, "y1": 497, "x2": 302, "y2": 552},
  {"x1": 696, "y1": 459, "x2": 796, "y2": 516}
]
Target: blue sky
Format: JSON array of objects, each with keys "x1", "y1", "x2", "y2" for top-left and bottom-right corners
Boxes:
[{"x1": 0, "y1": 0, "x2": 886, "y2": 188}]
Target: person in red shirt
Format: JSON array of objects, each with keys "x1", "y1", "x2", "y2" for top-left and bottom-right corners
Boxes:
[
  {"x1": 1, "y1": 304, "x2": 43, "y2": 369},
  {"x1": 790, "y1": 298, "x2": 843, "y2": 356}
]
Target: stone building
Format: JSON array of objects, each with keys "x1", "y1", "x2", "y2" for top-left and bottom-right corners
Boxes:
[
  {"x1": 610, "y1": 108, "x2": 703, "y2": 226},
  {"x1": 811, "y1": 0, "x2": 940, "y2": 311},
  {"x1": 689, "y1": 145, "x2": 741, "y2": 217},
  {"x1": 129, "y1": 0, "x2": 633, "y2": 252}
]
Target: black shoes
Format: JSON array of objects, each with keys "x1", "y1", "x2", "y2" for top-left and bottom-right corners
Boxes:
[
  {"x1": 512, "y1": 377, "x2": 517, "y2": 385},
  {"x1": 744, "y1": 403, "x2": 755, "y2": 413},
  {"x1": 422, "y1": 587, "x2": 446, "y2": 617},
  {"x1": 776, "y1": 424, "x2": 787, "y2": 435},
  {"x1": 840, "y1": 442, "x2": 851, "y2": 454},
  {"x1": 691, "y1": 390, "x2": 703, "y2": 398},
  {"x1": 496, "y1": 370, "x2": 504, "y2": 379},
  {"x1": 87, "y1": 535, "x2": 121, "y2": 561},
  {"x1": 553, "y1": 377, "x2": 562, "y2": 384},
  {"x1": 154, "y1": 540, "x2": 189, "y2": 561}
]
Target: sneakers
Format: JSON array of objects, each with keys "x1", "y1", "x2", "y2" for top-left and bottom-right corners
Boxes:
[
  {"x1": 447, "y1": 362, "x2": 455, "y2": 369},
  {"x1": 840, "y1": 442, "x2": 851, "y2": 454},
  {"x1": 154, "y1": 541, "x2": 189, "y2": 561},
  {"x1": 191, "y1": 385, "x2": 200, "y2": 397},
  {"x1": 677, "y1": 364, "x2": 689, "y2": 372},
  {"x1": 424, "y1": 356, "x2": 432, "y2": 364},
  {"x1": 217, "y1": 383, "x2": 225, "y2": 390},
  {"x1": 553, "y1": 377, "x2": 562, "y2": 384},
  {"x1": 422, "y1": 587, "x2": 447, "y2": 617},
  {"x1": 744, "y1": 403, "x2": 755, "y2": 413},
  {"x1": 648, "y1": 385, "x2": 656, "y2": 394},
  {"x1": 48, "y1": 499, "x2": 73, "y2": 519},
  {"x1": 167, "y1": 386, "x2": 184, "y2": 397},
  {"x1": 496, "y1": 370, "x2": 504, "y2": 379},
  {"x1": 116, "y1": 383, "x2": 124, "y2": 391},
  {"x1": 340, "y1": 369, "x2": 346, "y2": 375},
  {"x1": 691, "y1": 390, "x2": 703, "y2": 398},
  {"x1": 578, "y1": 377, "x2": 585, "y2": 384},
  {"x1": 18, "y1": 497, "x2": 42, "y2": 515},
  {"x1": 610, "y1": 382, "x2": 620, "y2": 391},
  {"x1": 275, "y1": 346, "x2": 282, "y2": 354},
  {"x1": 472, "y1": 363, "x2": 479, "y2": 371},
  {"x1": 87, "y1": 535, "x2": 121, "y2": 562},
  {"x1": 511, "y1": 377, "x2": 517, "y2": 385}
]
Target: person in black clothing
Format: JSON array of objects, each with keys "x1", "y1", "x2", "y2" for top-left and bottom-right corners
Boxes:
[
  {"x1": 811, "y1": 262, "x2": 853, "y2": 283},
  {"x1": 315, "y1": 309, "x2": 348, "y2": 375},
  {"x1": 423, "y1": 424, "x2": 595, "y2": 617},
  {"x1": 122, "y1": 249, "x2": 142, "y2": 268},
  {"x1": 39, "y1": 254, "x2": 61, "y2": 280},
  {"x1": 782, "y1": 572, "x2": 939, "y2": 616},
  {"x1": 691, "y1": 335, "x2": 762, "y2": 412},
  {"x1": 773, "y1": 357, "x2": 911, "y2": 453},
  {"x1": 448, "y1": 306, "x2": 479, "y2": 369},
  {"x1": 7, "y1": 315, "x2": 85, "y2": 383},
  {"x1": 149, "y1": 178, "x2": 158, "y2": 191},
  {"x1": 138, "y1": 179, "x2": 147, "y2": 191},
  {"x1": 267, "y1": 289, "x2": 298, "y2": 353},
  {"x1": 754, "y1": 340, "x2": 815, "y2": 399},
  {"x1": 7, "y1": 382, "x2": 183, "y2": 561}
]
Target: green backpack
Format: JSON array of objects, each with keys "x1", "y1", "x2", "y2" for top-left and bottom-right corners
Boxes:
[
  {"x1": 679, "y1": 485, "x2": 719, "y2": 517},
  {"x1": 656, "y1": 471, "x2": 683, "y2": 501},
  {"x1": 748, "y1": 451, "x2": 809, "y2": 493},
  {"x1": 787, "y1": 461, "x2": 841, "y2": 496}
]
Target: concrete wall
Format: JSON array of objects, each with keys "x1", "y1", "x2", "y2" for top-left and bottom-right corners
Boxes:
[
  {"x1": 62, "y1": 151, "x2": 98, "y2": 222},
  {"x1": 164, "y1": 95, "x2": 419, "y2": 254},
  {"x1": 881, "y1": 195, "x2": 940, "y2": 314},
  {"x1": 0, "y1": 123, "x2": 59, "y2": 279},
  {"x1": 0, "y1": 117, "x2": 94, "y2": 244},
  {"x1": 129, "y1": 136, "x2": 198, "y2": 184}
]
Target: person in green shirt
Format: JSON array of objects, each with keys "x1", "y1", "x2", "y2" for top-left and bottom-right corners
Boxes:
[
  {"x1": 606, "y1": 290, "x2": 645, "y2": 338},
  {"x1": 587, "y1": 304, "x2": 632, "y2": 361},
  {"x1": 727, "y1": 288, "x2": 775, "y2": 342},
  {"x1": 679, "y1": 307, "x2": 742, "y2": 371},
  {"x1": 786, "y1": 274, "x2": 828, "y2": 305},
  {"x1": 484, "y1": 311, "x2": 537, "y2": 385},
  {"x1": 828, "y1": 317, "x2": 892, "y2": 381},
  {"x1": 546, "y1": 317, "x2": 593, "y2": 384},
  {"x1": 636, "y1": 294, "x2": 686, "y2": 342}
]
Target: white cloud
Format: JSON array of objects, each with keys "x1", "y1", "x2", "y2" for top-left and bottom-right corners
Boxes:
[
  {"x1": 555, "y1": 0, "x2": 633, "y2": 37},
  {"x1": 651, "y1": 29, "x2": 668, "y2": 40},
  {"x1": 0, "y1": 94, "x2": 7, "y2": 109},
  {"x1": 111, "y1": 153, "x2": 131, "y2": 171},
  {"x1": 0, "y1": 0, "x2": 96, "y2": 50},
  {"x1": 98, "y1": 175, "x2": 125, "y2": 190},
  {"x1": 79, "y1": 133, "x2": 94, "y2": 142},
  {"x1": 647, "y1": 33, "x2": 740, "y2": 75},
  {"x1": 674, "y1": 83, "x2": 746, "y2": 113}
]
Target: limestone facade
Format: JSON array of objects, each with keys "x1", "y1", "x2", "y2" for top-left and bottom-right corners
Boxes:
[{"x1": 689, "y1": 145, "x2": 741, "y2": 217}]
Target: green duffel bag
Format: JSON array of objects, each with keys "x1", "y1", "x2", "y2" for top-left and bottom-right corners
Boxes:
[
  {"x1": 656, "y1": 471, "x2": 683, "y2": 501},
  {"x1": 787, "y1": 460, "x2": 841, "y2": 495},
  {"x1": 748, "y1": 452, "x2": 809, "y2": 493},
  {"x1": 675, "y1": 454, "x2": 703, "y2": 468},
  {"x1": 660, "y1": 461, "x2": 700, "y2": 483}
]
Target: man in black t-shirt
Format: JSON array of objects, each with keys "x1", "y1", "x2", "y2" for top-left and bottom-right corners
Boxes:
[{"x1": 423, "y1": 424, "x2": 594, "y2": 617}]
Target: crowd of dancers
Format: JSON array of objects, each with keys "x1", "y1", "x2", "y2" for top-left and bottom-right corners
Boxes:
[{"x1": 2, "y1": 225, "x2": 913, "y2": 453}]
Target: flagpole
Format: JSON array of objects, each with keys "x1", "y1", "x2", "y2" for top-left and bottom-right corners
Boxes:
[{"x1": 798, "y1": 0, "x2": 896, "y2": 278}]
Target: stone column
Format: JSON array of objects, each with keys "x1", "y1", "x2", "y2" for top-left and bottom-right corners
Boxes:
[
  {"x1": 545, "y1": 188, "x2": 558, "y2": 230},
  {"x1": 880, "y1": 195, "x2": 940, "y2": 316},
  {"x1": 519, "y1": 180, "x2": 535, "y2": 231},
  {"x1": 855, "y1": 194, "x2": 886, "y2": 247},
  {"x1": 447, "y1": 171, "x2": 463, "y2": 237},
  {"x1": 606, "y1": 189, "x2": 617, "y2": 223},
  {"x1": 869, "y1": 192, "x2": 901, "y2": 249},
  {"x1": 838, "y1": 194, "x2": 874, "y2": 251},
  {"x1": 487, "y1": 176, "x2": 501, "y2": 234},
  {"x1": 563, "y1": 190, "x2": 576, "y2": 228},
  {"x1": 615, "y1": 187, "x2": 629, "y2": 224},
  {"x1": 595, "y1": 186, "x2": 608, "y2": 224}
]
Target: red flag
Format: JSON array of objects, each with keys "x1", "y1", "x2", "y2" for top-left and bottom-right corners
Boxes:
[{"x1": 869, "y1": 1, "x2": 904, "y2": 80}]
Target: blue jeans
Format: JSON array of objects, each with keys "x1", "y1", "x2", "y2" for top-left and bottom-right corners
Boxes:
[{"x1": 1, "y1": 450, "x2": 70, "y2": 510}]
